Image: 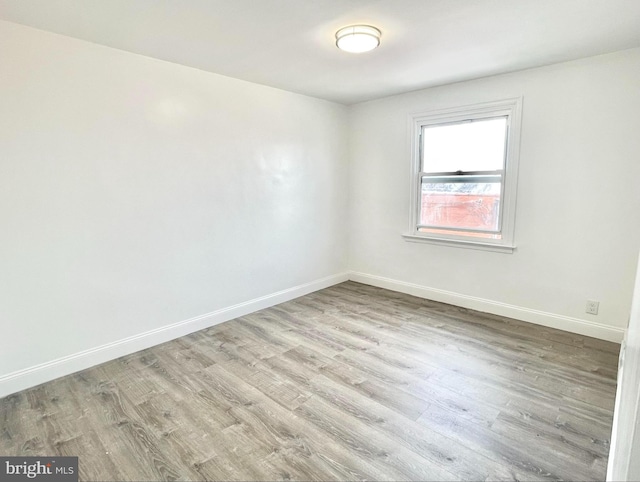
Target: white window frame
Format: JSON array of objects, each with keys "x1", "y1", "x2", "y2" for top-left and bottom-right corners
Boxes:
[{"x1": 403, "y1": 97, "x2": 523, "y2": 253}]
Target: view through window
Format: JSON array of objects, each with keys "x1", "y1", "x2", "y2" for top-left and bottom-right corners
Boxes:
[{"x1": 419, "y1": 117, "x2": 507, "y2": 239}]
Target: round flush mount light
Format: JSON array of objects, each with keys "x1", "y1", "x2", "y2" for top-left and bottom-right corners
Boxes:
[{"x1": 335, "y1": 25, "x2": 381, "y2": 53}]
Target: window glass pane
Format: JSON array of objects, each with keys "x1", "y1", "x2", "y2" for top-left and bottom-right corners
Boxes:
[
  {"x1": 419, "y1": 180, "x2": 501, "y2": 232},
  {"x1": 421, "y1": 117, "x2": 507, "y2": 173}
]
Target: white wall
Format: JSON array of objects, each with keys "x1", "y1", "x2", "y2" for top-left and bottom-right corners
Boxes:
[
  {"x1": 608, "y1": 254, "x2": 640, "y2": 480},
  {"x1": 348, "y1": 48, "x2": 640, "y2": 341},
  {"x1": 0, "y1": 20, "x2": 349, "y2": 396},
  {"x1": 3, "y1": 18, "x2": 640, "y2": 399}
]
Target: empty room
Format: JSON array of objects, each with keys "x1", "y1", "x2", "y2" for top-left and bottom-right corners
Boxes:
[{"x1": 2, "y1": 1, "x2": 640, "y2": 481}]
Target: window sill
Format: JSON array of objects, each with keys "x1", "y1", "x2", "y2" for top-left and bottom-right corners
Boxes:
[{"x1": 402, "y1": 233, "x2": 516, "y2": 254}]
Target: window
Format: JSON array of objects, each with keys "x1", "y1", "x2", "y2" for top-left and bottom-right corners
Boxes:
[{"x1": 405, "y1": 98, "x2": 522, "y2": 253}]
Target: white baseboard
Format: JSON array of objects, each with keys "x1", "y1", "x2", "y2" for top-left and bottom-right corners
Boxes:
[
  {"x1": 2, "y1": 270, "x2": 623, "y2": 399},
  {"x1": 0, "y1": 272, "x2": 349, "y2": 399},
  {"x1": 349, "y1": 271, "x2": 625, "y2": 344}
]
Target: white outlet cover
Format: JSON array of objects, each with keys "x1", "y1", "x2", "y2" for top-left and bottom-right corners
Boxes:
[{"x1": 586, "y1": 300, "x2": 600, "y2": 315}]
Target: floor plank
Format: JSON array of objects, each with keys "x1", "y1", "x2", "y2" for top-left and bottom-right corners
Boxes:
[{"x1": 0, "y1": 281, "x2": 618, "y2": 481}]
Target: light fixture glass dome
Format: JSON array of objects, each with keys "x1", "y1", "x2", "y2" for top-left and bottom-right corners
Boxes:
[{"x1": 335, "y1": 25, "x2": 381, "y2": 53}]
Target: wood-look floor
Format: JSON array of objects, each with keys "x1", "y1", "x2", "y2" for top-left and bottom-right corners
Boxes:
[{"x1": 0, "y1": 282, "x2": 619, "y2": 481}]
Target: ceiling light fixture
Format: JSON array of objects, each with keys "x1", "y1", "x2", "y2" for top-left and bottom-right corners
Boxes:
[{"x1": 335, "y1": 25, "x2": 381, "y2": 53}]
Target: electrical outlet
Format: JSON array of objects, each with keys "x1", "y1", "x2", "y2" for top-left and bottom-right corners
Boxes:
[{"x1": 586, "y1": 300, "x2": 599, "y2": 315}]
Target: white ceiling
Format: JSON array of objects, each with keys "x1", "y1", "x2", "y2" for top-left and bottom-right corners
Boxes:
[{"x1": 1, "y1": 0, "x2": 639, "y2": 104}]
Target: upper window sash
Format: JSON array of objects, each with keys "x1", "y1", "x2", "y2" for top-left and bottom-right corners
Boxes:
[{"x1": 419, "y1": 115, "x2": 509, "y2": 173}]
